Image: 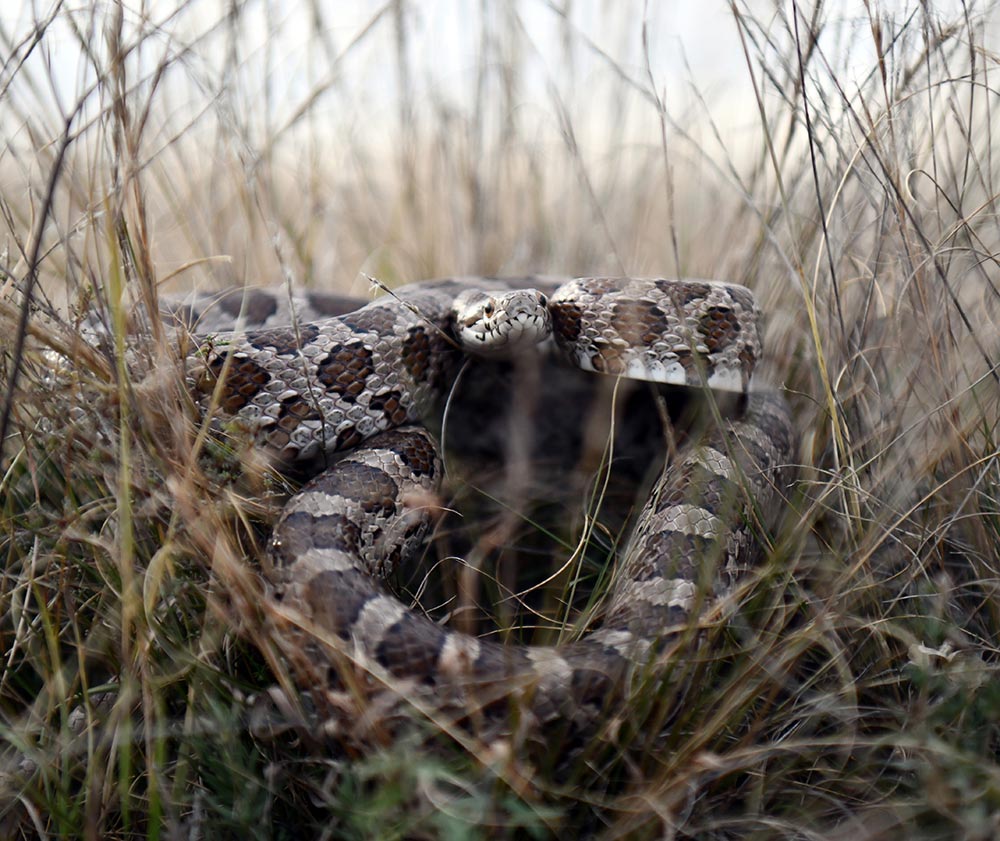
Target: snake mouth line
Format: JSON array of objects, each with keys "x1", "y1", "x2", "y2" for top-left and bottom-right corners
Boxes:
[{"x1": 499, "y1": 312, "x2": 549, "y2": 346}]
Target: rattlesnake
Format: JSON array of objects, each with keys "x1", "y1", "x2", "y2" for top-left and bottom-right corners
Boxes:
[{"x1": 175, "y1": 275, "x2": 794, "y2": 728}]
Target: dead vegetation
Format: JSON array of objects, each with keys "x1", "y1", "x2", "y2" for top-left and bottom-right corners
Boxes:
[{"x1": 2, "y1": 1, "x2": 1000, "y2": 838}]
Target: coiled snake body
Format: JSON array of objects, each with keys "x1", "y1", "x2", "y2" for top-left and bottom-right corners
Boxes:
[{"x1": 183, "y1": 276, "x2": 794, "y2": 726}]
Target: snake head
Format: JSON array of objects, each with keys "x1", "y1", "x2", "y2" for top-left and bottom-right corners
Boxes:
[{"x1": 451, "y1": 288, "x2": 552, "y2": 356}]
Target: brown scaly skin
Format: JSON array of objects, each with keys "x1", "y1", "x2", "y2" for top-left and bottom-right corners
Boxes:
[{"x1": 176, "y1": 277, "x2": 794, "y2": 729}]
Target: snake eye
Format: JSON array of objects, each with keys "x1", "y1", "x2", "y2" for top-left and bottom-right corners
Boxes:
[
  {"x1": 483, "y1": 300, "x2": 495, "y2": 317},
  {"x1": 538, "y1": 294, "x2": 547, "y2": 306}
]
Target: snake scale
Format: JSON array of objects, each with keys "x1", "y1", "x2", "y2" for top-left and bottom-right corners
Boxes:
[{"x1": 176, "y1": 276, "x2": 794, "y2": 727}]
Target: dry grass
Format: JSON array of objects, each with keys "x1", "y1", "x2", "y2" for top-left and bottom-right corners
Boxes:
[{"x1": 2, "y1": 1, "x2": 1000, "y2": 838}]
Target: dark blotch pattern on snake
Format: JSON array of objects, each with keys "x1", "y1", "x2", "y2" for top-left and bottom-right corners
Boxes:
[{"x1": 177, "y1": 276, "x2": 794, "y2": 728}]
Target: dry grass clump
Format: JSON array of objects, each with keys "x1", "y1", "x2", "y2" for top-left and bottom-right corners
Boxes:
[{"x1": 2, "y1": 1, "x2": 1000, "y2": 837}]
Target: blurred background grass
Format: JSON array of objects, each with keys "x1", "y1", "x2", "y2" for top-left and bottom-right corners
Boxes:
[{"x1": 2, "y1": 1, "x2": 1000, "y2": 838}]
